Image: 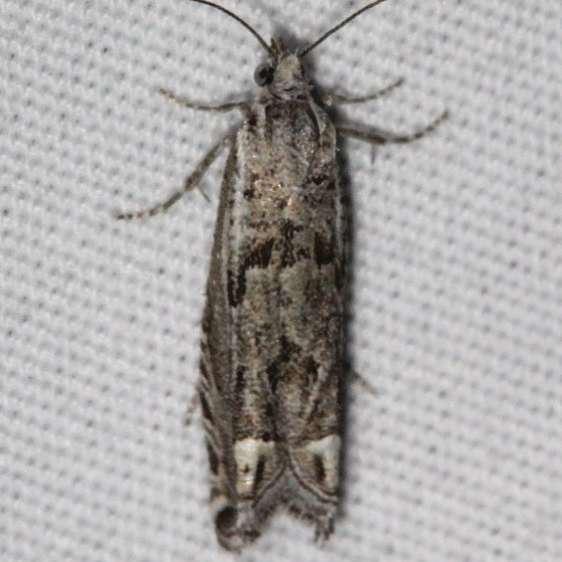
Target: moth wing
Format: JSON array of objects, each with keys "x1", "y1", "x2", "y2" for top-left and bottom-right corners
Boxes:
[{"x1": 199, "y1": 146, "x2": 284, "y2": 551}]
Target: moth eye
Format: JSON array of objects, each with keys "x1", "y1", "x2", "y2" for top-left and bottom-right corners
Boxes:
[{"x1": 254, "y1": 63, "x2": 274, "y2": 86}]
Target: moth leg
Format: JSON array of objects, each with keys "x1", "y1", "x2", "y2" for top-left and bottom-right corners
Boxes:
[
  {"x1": 324, "y1": 77, "x2": 404, "y2": 106},
  {"x1": 338, "y1": 109, "x2": 449, "y2": 145},
  {"x1": 114, "y1": 134, "x2": 233, "y2": 220},
  {"x1": 159, "y1": 88, "x2": 250, "y2": 114}
]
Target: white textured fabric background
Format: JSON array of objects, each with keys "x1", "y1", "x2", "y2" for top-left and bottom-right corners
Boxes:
[{"x1": 2, "y1": 1, "x2": 561, "y2": 561}]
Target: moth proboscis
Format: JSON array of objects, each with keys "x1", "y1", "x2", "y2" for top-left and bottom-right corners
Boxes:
[{"x1": 115, "y1": 0, "x2": 448, "y2": 552}]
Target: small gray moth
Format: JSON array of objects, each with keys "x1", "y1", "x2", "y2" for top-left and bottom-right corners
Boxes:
[{"x1": 116, "y1": 0, "x2": 447, "y2": 552}]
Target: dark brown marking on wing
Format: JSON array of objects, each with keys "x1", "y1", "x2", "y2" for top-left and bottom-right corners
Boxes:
[
  {"x1": 310, "y1": 173, "x2": 329, "y2": 186},
  {"x1": 215, "y1": 506, "x2": 237, "y2": 535},
  {"x1": 279, "y1": 335, "x2": 296, "y2": 363},
  {"x1": 335, "y1": 261, "x2": 345, "y2": 291},
  {"x1": 278, "y1": 220, "x2": 309, "y2": 268},
  {"x1": 260, "y1": 430, "x2": 272, "y2": 442},
  {"x1": 264, "y1": 402, "x2": 274, "y2": 422},
  {"x1": 243, "y1": 186, "x2": 255, "y2": 200},
  {"x1": 314, "y1": 232, "x2": 335, "y2": 266},
  {"x1": 200, "y1": 392, "x2": 213, "y2": 424},
  {"x1": 266, "y1": 335, "x2": 299, "y2": 395},
  {"x1": 235, "y1": 366, "x2": 246, "y2": 397},
  {"x1": 227, "y1": 268, "x2": 243, "y2": 307},
  {"x1": 266, "y1": 361, "x2": 280, "y2": 394},
  {"x1": 254, "y1": 456, "x2": 266, "y2": 488},
  {"x1": 199, "y1": 358, "x2": 209, "y2": 380},
  {"x1": 305, "y1": 355, "x2": 319, "y2": 384},
  {"x1": 246, "y1": 113, "x2": 258, "y2": 129},
  {"x1": 313, "y1": 455, "x2": 326, "y2": 483},
  {"x1": 206, "y1": 441, "x2": 219, "y2": 475},
  {"x1": 227, "y1": 239, "x2": 274, "y2": 306},
  {"x1": 244, "y1": 238, "x2": 274, "y2": 269},
  {"x1": 280, "y1": 219, "x2": 297, "y2": 239}
]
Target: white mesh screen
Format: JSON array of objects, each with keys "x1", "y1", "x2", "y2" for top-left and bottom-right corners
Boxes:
[{"x1": 2, "y1": 1, "x2": 561, "y2": 560}]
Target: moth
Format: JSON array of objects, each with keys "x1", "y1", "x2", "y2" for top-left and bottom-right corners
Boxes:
[{"x1": 116, "y1": 0, "x2": 447, "y2": 551}]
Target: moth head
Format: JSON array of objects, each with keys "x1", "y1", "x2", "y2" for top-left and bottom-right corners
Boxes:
[
  {"x1": 254, "y1": 37, "x2": 309, "y2": 101},
  {"x1": 193, "y1": 1, "x2": 394, "y2": 103}
]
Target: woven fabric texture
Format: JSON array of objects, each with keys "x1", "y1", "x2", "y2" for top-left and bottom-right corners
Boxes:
[{"x1": 2, "y1": 1, "x2": 561, "y2": 560}]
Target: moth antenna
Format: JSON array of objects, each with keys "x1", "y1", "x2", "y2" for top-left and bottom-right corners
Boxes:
[
  {"x1": 301, "y1": 0, "x2": 391, "y2": 57},
  {"x1": 189, "y1": 0, "x2": 272, "y2": 55}
]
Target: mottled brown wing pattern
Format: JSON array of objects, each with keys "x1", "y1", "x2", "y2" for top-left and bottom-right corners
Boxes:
[{"x1": 197, "y1": 92, "x2": 345, "y2": 550}]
